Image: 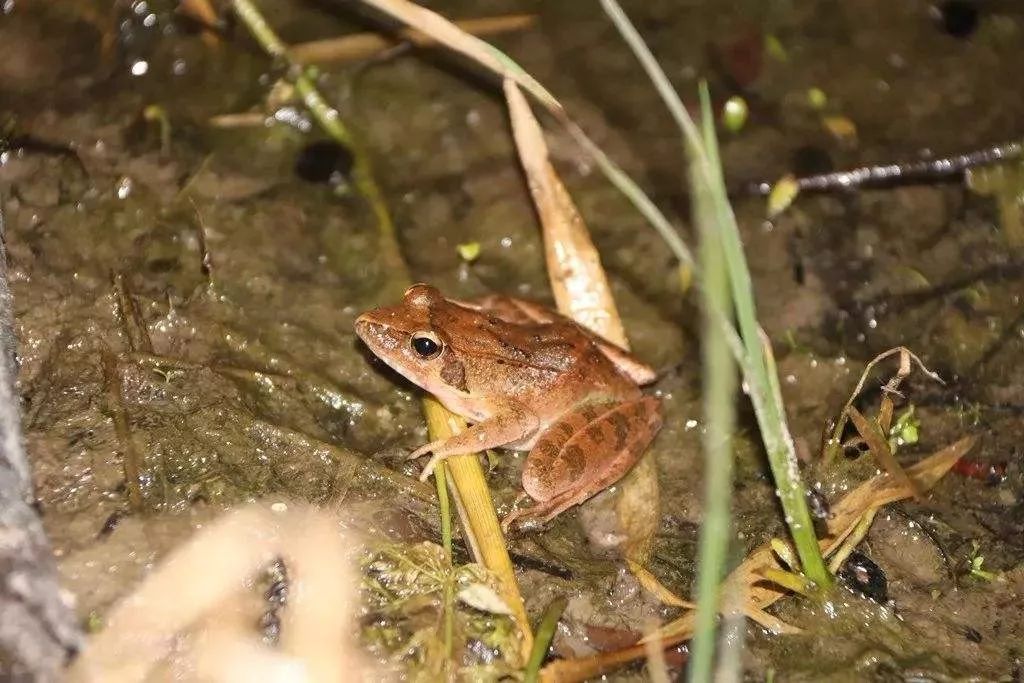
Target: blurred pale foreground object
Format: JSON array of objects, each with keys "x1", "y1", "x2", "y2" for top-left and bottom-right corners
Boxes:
[{"x1": 67, "y1": 502, "x2": 374, "y2": 683}]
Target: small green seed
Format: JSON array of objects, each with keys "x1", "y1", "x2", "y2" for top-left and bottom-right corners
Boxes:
[
  {"x1": 721, "y1": 96, "x2": 749, "y2": 132},
  {"x1": 767, "y1": 174, "x2": 800, "y2": 218},
  {"x1": 807, "y1": 87, "x2": 828, "y2": 110},
  {"x1": 765, "y1": 34, "x2": 788, "y2": 62},
  {"x1": 456, "y1": 242, "x2": 481, "y2": 262}
]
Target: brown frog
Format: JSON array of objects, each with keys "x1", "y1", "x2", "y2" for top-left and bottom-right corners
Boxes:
[{"x1": 355, "y1": 284, "x2": 662, "y2": 529}]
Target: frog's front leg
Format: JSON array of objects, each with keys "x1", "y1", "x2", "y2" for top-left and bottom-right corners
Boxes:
[
  {"x1": 502, "y1": 396, "x2": 662, "y2": 530},
  {"x1": 410, "y1": 401, "x2": 539, "y2": 481}
]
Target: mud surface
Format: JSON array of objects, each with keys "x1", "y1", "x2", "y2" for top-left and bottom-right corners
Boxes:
[{"x1": 1, "y1": 0, "x2": 1022, "y2": 679}]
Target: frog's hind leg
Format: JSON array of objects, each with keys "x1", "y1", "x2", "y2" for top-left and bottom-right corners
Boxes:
[{"x1": 504, "y1": 396, "x2": 662, "y2": 530}]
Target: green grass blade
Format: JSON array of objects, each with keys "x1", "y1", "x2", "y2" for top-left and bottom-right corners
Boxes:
[
  {"x1": 598, "y1": 0, "x2": 832, "y2": 600},
  {"x1": 686, "y1": 124, "x2": 738, "y2": 682}
]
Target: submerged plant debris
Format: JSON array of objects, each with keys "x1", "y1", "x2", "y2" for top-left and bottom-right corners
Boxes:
[
  {"x1": 360, "y1": 541, "x2": 521, "y2": 680},
  {"x1": 2, "y1": 0, "x2": 1024, "y2": 680}
]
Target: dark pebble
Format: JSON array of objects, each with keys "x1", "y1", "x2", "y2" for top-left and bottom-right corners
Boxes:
[
  {"x1": 838, "y1": 551, "x2": 888, "y2": 603},
  {"x1": 934, "y1": 1, "x2": 979, "y2": 38}
]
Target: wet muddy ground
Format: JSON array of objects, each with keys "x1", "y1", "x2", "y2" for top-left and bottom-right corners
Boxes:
[{"x1": 2, "y1": 0, "x2": 1023, "y2": 679}]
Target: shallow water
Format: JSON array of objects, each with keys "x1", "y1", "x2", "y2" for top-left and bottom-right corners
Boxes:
[{"x1": 2, "y1": 0, "x2": 1022, "y2": 679}]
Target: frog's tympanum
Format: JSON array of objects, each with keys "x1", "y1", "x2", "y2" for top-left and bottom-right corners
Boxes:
[{"x1": 355, "y1": 284, "x2": 662, "y2": 529}]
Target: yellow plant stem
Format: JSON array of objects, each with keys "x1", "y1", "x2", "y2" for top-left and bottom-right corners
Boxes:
[
  {"x1": 760, "y1": 568, "x2": 815, "y2": 597},
  {"x1": 827, "y1": 508, "x2": 877, "y2": 574},
  {"x1": 423, "y1": 399, "x2": 534, "y2": 658}
]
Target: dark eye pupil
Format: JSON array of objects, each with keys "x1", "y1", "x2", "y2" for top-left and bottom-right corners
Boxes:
[{"x1": 412, "y1": 336, "x2": 439, "y2": 358}]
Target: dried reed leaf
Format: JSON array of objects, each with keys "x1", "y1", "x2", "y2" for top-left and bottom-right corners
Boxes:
[
  {"x1": 290, "y1": 14, "x2": 536, "y2": 64},
  {"x1": 822, "y1": 435, "x2": 976, "y2": 554},
  {"x1": 745, "y1": 605, "x2": 803, "y2": 635},
  {"x1": 540, "y1": 637, "x2": 672, "y2": 683},
  {"x1": 504, "y1": 79, "x2": 628, "y2": 345},
  {"x1": 845, "y1": 405, "x2": 922, "y2": 498},
  {"x1": 626, "y1": 560, "x2": 695, "y2": 609}
]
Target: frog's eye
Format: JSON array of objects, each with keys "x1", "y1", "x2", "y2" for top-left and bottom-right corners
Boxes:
[{"x1": 411, "y1": 331, "x2": 443, "y2": 359}]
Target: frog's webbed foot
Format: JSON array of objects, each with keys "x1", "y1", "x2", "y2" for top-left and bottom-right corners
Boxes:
[
  {"x1": 502, "y1": 486, "x2": 604, "y2": 532},
  {"x1": 500, "y1": 492, "x2": 532, "y2": 533}
]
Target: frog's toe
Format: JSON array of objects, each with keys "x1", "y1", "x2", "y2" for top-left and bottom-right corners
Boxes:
[
  {"x1": 499, "y1": 511, "x2": 518, "y2": 534},
  {"x1": 407, "y1": 442, "x2": 438, "y2": 460},
  {"x1": 418, "y1": 451, "x2": 452, "y2": 481}
]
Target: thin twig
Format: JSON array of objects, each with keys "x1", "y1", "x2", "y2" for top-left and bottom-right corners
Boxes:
[
  {"x1": 100, "y1": 350, "x2": 144, "y2": 511},
  {"x1": 749, "y1": 140, "x2": 1023, "y2": 195},
  {"x1": 112, "y1": 272, "x2": 154, "y2": 354}
]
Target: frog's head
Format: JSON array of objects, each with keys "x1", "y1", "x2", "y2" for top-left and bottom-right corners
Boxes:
[{"x1": 355, "y1": 284, "x2": 472, "y2": 400}]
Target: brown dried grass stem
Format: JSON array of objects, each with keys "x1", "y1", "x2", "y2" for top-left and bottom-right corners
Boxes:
[
  {"x1": 100, "y1": 350, "x2": 144, "y2": 511},
  {"x1": 289, "y1": 14, "x2": 536, "y2": 65}
]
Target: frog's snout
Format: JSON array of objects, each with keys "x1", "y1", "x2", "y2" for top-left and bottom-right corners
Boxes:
[{"x1": 353, "y1": 314, "x2": 373, "y2": 341}]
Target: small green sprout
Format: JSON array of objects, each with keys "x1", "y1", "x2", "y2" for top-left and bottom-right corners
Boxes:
[
  {"x1": 142, "y1": 105, "x2": 171, "y2": 156},
  {"x1": 967, "y1": 541, "x2": 997, "y2": 582},
  {"x1": 85, "y1": 611, "x2": 105, "y2": 633},
  {"x1": 888, "y1": 405, "x2": 921, "y2": 453}
]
